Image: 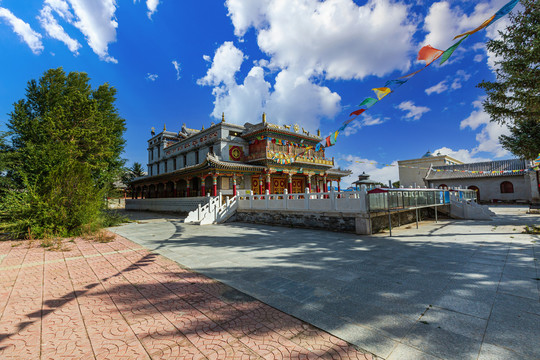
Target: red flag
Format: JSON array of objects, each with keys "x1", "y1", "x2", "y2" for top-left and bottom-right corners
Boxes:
[
  {"x1": 417, "y1": 45, "x2": 444, "y2": 65},
  {"x1": 325, "y1": 136, "x2": 332, "y2": 147},
  {"x1": 349, "y1": 109, "x2": 366, "y2": 117}
]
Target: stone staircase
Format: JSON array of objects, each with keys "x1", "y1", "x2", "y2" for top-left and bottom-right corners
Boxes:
[
  {"x1": 449, "y1": 199, "x2": 495, "y2": 220},
  {"x1": 184, "y1": 193, "x2": 238, "y2": 225}
]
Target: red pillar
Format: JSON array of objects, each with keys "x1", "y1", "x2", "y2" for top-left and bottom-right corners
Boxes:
[
  {"x1": 323, "y1": 179, "x2": 328, "y2": 192},
  {"x1": 232, "y1": 176, "x2": 237, "y2": 196},
  {"x1": 259, "y1": 176, "x2": 263, "y2": 195},
  {"x1": 338, "y1": 180, "x2": 341, "y2": 192},
  {"x1": 201, "y1": 177, "x2": 206, "y2": 197},
  {"x1": 265, "y1": 174, "x2": 271, "y2": 194},
  {"x1": 288, "y1": 177, "x2": 293, "y2": 194},
  {"x1": 212, "y1": 175, "x2": 217, "y2": 196},
  {"x1": 186, "y1": 179, "x2": 191, "y2": 197}
]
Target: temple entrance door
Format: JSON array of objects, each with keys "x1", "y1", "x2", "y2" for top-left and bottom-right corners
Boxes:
[
  {"x1": 252, "y1": 178, "x2": 261, "y2": 195},
  {"x1": 291, "y1": 178, "x2": 305, "y2": 193},
  {"x1": 272, "y1": 177, "x2": 286, "y2": 194}
]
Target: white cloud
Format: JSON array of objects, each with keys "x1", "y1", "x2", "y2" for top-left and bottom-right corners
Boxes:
[
  {"x1": 225, "y1": 0, "x2": 270, "y2": 37},
  {"x1": 45, "y1": 0, "x2": 74, "y2": 20},
  {"x1": 338, "y1": 154, "x2": 399, "y2": 188},
  {"x1": 397, "y1": 101, "x2": 430, "y2": 121},
  {"x1": 425, "y1": 80, "x2": 448, "y2": 95},
  {"x1": 425, "y1": 70, "x2": 470, "y2": 95},
  {"x1": 474, "y1": 54, "x2": 484, "y2": 62},
  {"x1": 146, "y1": 0, "x2": 159, "y2": 19},
  {"x1": 431, "y1": 147, "x2": 492, "y2": 164},
  {"x1": 343, "y1": 115, "x2": 384, "y2": 136},
  {"x1": 68, "y1": 0, "x2": 118, "y2": 63},
  {"x1": 198, "y1": 42, "x2": 245, "y2": 87},
  {"x1": 146, "y1": 73, "x2": 158, "y2": 81},
  {"x1": 227, "y1": 0, "x2": 417, "y2": 80},
  {"x1": 38, "y1": 4, "x2": 81, "y2": 54},
  {"x1": 460, "y1": 97, "x2": 510, "y2": 158},
  {"x1": 0, "y1": 7, "x2": 44, "y2": 54},
  {"x1": 198, "y1": 42, "x2": 340, "y2": 129},
  {"x1": 423, "y1": 1, "x2": 509, "y2": 49},
  {"x1": 171, "y1": 60, "x2": 181, "y2": 80}
]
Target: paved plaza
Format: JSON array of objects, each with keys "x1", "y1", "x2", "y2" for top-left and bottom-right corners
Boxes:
[
  {"x1": 0, "y1": 233, "x2": 371, "y2": 359},
  {"x1": 111, "y1": 206, "x2": 540, "y2": 360}
]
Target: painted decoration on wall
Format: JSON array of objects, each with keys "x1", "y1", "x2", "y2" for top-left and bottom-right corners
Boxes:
[{"x1": 229, "y1": 145, "x2": 243, "y2": 161}]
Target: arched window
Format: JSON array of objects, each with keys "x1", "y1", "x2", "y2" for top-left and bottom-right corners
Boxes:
[
  {"x1": 438, "y1": 184, "x2": 448, "y2": 189},
  {"x1": 500, "y1": 181, "x2": 514, "y2": 193}
]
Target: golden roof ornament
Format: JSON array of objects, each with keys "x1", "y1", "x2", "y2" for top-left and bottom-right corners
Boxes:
[
  {"x1": 151, "y1": 127, "x2": 155, "y2": 135},
  {"x1": 202, "y1": 125, "x2": 205, "y2": 130},
  {"x1": 262, "y1": 112, "x2": 267, "y2": 123},
  {"x1": 317, "y1": 129, "x2": 321, "y2": 137},
  {"x1": 222, "y1": 112, "x2": 225, "y2": 122},
  {"x1": 163, "y1": 124, "x2": 166, "y2": 131}
]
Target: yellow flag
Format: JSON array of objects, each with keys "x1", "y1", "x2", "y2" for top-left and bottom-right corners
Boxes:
[{"x1": 372, "y1": 87, "x2": 391, "y2": 100}]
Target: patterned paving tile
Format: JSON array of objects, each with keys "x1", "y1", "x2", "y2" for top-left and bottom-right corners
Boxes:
[{"x1": 0, "y1": 234, "x2": 373, "y2": 360}]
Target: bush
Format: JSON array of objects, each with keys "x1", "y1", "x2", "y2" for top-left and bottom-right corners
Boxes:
[{"x1": 0, "y1": 159, "x2": 105, "y2": 238}]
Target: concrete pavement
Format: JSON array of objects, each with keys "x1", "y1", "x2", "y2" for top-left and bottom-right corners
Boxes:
[{"x1": 110, "y1": 206, "x2": 540, "y2": 360}]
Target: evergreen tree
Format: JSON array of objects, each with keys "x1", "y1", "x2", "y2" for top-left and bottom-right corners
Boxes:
[
  {"x1": 0, "y1": 68, "x2": 126, "y2": 238},
  {"x1": 478, "y1": 0, "x2": 540, "y2": 160}
]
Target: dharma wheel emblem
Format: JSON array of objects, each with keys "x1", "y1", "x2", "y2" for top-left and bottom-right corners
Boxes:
[{"x1": 293, "y1": 124, "x2": 300, "y2": 133}]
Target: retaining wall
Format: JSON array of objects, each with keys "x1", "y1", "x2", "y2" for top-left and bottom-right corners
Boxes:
[{"x1": 126, "y1": 197, "x2": 210, "y2": 213}]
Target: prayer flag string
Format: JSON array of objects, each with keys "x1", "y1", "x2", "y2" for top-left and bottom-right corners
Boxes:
[{"x1": 298, "y1": 0, "x2": 522, "y2": 160}]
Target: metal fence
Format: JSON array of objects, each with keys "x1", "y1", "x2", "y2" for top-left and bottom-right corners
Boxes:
[{"x1": 368, "y1": 188, "x2": 477, "y2": 212}]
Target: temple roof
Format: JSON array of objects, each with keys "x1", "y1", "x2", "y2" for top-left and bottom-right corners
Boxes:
[{"x1": 131, "y1": 153, "x2": 265, "y2": 185}]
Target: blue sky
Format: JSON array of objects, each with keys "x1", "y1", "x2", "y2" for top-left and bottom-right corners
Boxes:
[{"x1": 0, "y1": 0, "x2": 519, "y2": 186}]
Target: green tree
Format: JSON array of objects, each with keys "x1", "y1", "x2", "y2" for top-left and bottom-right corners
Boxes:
[
  {"x1": 0, "y1": 68, "x2": 126, "y2": 238},
  {"x1": 477, "y1": 0, "x2": 540, "y2": 159},
  {"x1": 122, "y1": 162, "x2": 146, "y2": 186}
]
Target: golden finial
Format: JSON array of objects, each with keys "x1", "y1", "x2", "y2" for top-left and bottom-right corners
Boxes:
[
  {"x1": 163, "y1": 124, "x2": 166, "y2": 131},
  {"x1": 222, "y1": 112, "x2": 225, "y2": 122},
  {"x1": 151, "y1": 127, "x2": 155, "y2": 135},
  {"x1": 262, "y1": 112, "x2": 267, "y2": 123},
  {"x1": 202, "y1": 125, "x2": 205, "y2": 130},
  {"x1": 317, "y1": 129, "x2": 321, "y2": 137}
]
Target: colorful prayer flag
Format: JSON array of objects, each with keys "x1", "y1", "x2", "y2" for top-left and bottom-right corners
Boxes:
[
  {"x1": 453, "y1": 15, "x2": 495, "y2": 40},
  {"x1": 417, "y1": 45, "x2": 444, "y2": 65},
  {"x1": 350, "y1": 109, "x2": 366, "y2": 117},
  {"x1": 330, "y1": 131, "x2": 339, "y2": 145},
  {"x1": 372, "y1": 87, "x2": 391, "y2": 100},
  {"x1": 440, "y1": 35, "x2": 469, "y2": 65},
  {"x1": 492, "y1": 0, "x2": 521, "y2": 24},
  {"x1": 384, "y1": 79, "x2": 408, "y2": 88},
  {"x1": 359, "y1": 97, "x2": 378, "y2": 108}
]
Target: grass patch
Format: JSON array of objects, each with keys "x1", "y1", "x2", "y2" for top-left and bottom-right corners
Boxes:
[{"x1": 523, "y1": 225, "x2": 540, "y2": 234}]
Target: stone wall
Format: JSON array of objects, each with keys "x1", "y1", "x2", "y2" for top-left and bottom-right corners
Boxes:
[
  {"x1": 231, "y1": 209, "x2": 357, "y2": 232},
  {"x1": 126, "y1": 197, "x2": 209, "y2": 213},
  {"x1": 231, "y1": 207, "x2": 447, "y2": 234}
]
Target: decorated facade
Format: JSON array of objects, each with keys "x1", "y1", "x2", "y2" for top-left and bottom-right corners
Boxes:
[{"x1": 130, "y1": 114, "x2": 351, "y2": 199}]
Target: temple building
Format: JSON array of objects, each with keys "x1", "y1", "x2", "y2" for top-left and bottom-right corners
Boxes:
[
  {"x1": 398, "y1": 152, "x2": 540, "y2": 203},
  {"x1": 130, "y1": 114, "x2": 351, "y2": 198}
]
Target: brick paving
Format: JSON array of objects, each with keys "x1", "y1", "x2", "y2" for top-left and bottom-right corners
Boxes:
[{"x1": 0, "y1": 234, "x2": 372, "y2": 360}]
